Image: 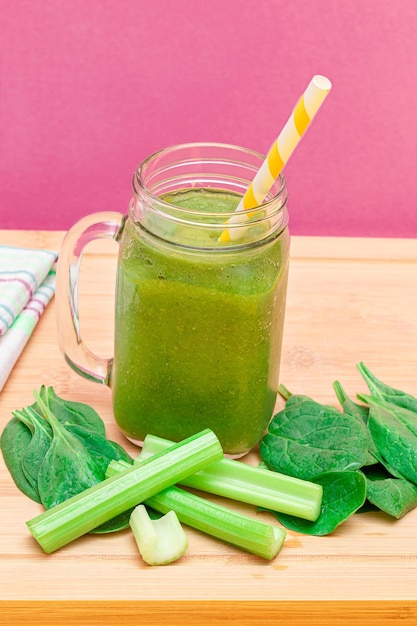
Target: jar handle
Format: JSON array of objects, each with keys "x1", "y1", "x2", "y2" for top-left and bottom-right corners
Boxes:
[{"x1": 55, "y1": 212, "x2": 126, "y2": 385}]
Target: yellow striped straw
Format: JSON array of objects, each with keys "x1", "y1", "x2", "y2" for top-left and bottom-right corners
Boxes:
[{"x1": 219, "y1": 74, "x2": 332, "y2": 243}]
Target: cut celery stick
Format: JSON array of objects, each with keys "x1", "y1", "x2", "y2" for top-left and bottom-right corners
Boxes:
[
  {"x1": 146, "y1": 485, "x2": 286, "y2": 560},
  {"x1": 26, "y1": 428, "x2": 223, "y2": 553},
  {"x1": 139, "y1": 434, "x2": 322, "y2": 521},
  {"x1": 106, "y1": 461, "x2": 286, "y2": 559},
  {"x1": 107, "y1": 461, "x2": 286, "y2": 559},
  {"x1": 106, "y1": 459, "x2": 132, "y2": 475},
  {"x1": 130, "y1": 505, "x2": 188, "y2": 565}
]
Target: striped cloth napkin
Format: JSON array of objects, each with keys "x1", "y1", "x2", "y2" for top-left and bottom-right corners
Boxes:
[{"x1": 0, "y1": 245, "x2": 58, "y2": 391}]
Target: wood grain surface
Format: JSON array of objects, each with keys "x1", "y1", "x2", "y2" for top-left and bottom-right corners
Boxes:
[{"x1": 1, "y1": 230, "x2": 417, "y2": 625}]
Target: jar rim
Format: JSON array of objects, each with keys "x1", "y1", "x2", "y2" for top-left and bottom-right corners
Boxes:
[{"x1": 132, "y1": 142, "x2": 287, "y2": 219}]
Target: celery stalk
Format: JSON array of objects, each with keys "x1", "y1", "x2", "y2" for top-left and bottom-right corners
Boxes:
[
  {"x1": 26, "y1": 428, "x2": 223, "y2": 553},
  {"x1": 146, "y1": 485, "x2": 286, "y2": 560},
  {"x1": 106, "y1": 459, "x2": 136, "y2": 475},
  {"x1": 106, "y1": 463, "x2": 286, "y2": 559},
  {"x1": 130, "y1": 505, "x2": 188, "y2": 565},
  {"x1": 139, "y1": 434, "x2": 322, "y2": 521}
]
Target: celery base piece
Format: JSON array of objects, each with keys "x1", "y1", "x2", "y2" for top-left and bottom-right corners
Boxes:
[{"x1": 130, "y1": 505, "x2": 188, "y2": 565}]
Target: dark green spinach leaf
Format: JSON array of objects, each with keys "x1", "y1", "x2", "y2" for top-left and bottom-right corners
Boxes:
[
  {"x1": 357, "y1": 362, "x2": 417, "y2": 414},
  {"x1": 35, "y1": 392, "x2": 108, "y2": 509},
  {"x1": 15, "y1": 407, "x2": 52, "y2": 492},
  {"x1": 0, "y1": 416, "x2": 41, "y2": 503},
  {"x1": 363, "y1": 465, "x2": 417, "y2": 519},
  {"x1": 333, "y1": 380, "x2": 378, "y2": 466},
  {"x1": 260, "y1": 398, "x2": 369, "y2": 480},
  {"x1": 66, "y1": 423, "x2": 133, "y2": 474},
  {"x1": 272, "y1": 471, "x2": 366, "y2": 535},
  {"x1": 41, "y1": 386, "x2": 107, "y2": 435},
  {"x1": 359, "y1": 394, "x2": 417, "y2": 485},
  {"x1": 91, "y1": 509, "x2": 134, "y2": 534}
]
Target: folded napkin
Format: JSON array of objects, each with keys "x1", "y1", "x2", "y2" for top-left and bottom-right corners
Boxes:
[{"x1": 0, "y1": 245, "x2": 58, "y2": 392}]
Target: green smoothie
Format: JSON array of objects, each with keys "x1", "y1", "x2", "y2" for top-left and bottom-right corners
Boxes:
[{"x1": 112, "y1": 188, "x2": 289, "y2": 456}]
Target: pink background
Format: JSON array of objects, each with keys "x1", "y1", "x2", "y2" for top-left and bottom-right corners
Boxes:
[{"x1": 0, "y1": 0, "x2": 416, "y2": 237}]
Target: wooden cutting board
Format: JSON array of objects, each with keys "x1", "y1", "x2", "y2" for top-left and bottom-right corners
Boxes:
[{"x1": 1, "y1": 230, "x2": 416, "y2": 625}]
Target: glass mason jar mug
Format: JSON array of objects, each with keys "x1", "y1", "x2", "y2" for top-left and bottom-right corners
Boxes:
[{"x1": 56, "y1": 143, "x2": 290, "y2": 457}]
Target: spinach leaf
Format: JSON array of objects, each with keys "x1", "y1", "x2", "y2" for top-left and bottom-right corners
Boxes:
[
  {"x1": 91, "y1": 509, "x2": 134, "y2": 534},
  {"x1": 43, "y1": 386, "x2": 107, "y2": 435},
  {"x1": 92, "y1": 503, "x2": 163, "y2": 534},
  {"x1": 0, "y1": 416, "x2": 41, "y2": 503},
  {"x1": 359, "y1": 394, "x2": 417, "y2": 485},
  {"x1": 34, "y1": 391, "x2": 134, "y2": 531},
  {"x1": 333, "y1": 380, "x2": 378, "y2": 466},
  {"x1": 272, "y1": 471, "x2": 366, "y2": 535},
  {"x1": 37, "y1": 429, "x2": 104, "y2": 509},
  {"x1": 366, "y1": 427, "x2": 409, "y2": 481},
  {"x1": 106, "y1": 440, "x2": 134, "y2": 464},
  {"x1": 15, "y1": 407, "x2": 52, "y2": 492},
  {"x1": 34, "y1": 392, "x2": 111, "y2": 509},
  {"x1": 333, "y1": 380, "x2": 369, "y2": 425},
  {"x1": 65, "y1": 424, "x2": 133, "y2": 473},
  {"x1": 260, "y1": 398, "x2": 369, "y2": 480},
  {"x1": 363, "y1": 465, "x2": 417, "y2": 519},
  {"x1": 357, "y1": 362, "x2": 417, "y2": 414}
]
